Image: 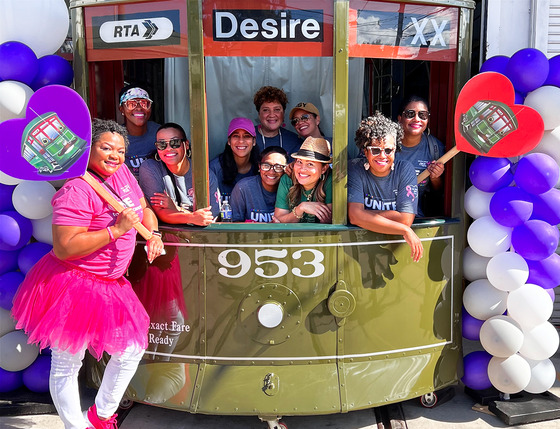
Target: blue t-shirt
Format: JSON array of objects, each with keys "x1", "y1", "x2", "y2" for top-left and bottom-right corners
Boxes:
[
  {"x1": 254, "y1": 126, "x2": 301, "y2": 158},
  {"x1": 139, "y1": 158, "x2": 220, "y2": 217},
  {"x1": 396, "y1": 134, "x2": 444, "y2": 216},
  {"x1": 125, "y1": 121, "x2": 160, "y2": 178},
  {"x1": 347, "y1": 158, "x2": 418, "y2": 215},
  {"x1": 230, "y1": 175, "x2": 278, "y2": 222},
  {"x1": 209, "y1": 155, "x2": 257, "y2": 199}
]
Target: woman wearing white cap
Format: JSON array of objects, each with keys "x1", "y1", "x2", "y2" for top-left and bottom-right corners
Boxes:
[
  {"x1": 209, "y1": 117, "x2": 261, "y2": 199},
  {"x1": 118, "y1": 84, "x2": 160, "y2": 178},
  {"x1": 274, "y1": 136, "x2": 332, "y2": 223}
]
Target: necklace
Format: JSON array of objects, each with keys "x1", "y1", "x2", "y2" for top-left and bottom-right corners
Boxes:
[
  {"x1": 303, "y1": 187, "x2": 315, "y2": 201},
  {"x1": 259, "y1": 127, "x2": 283, "y2": 149}
]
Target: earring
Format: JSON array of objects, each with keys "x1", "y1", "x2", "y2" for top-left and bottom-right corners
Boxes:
[
  {"x1": 154, "y1": 152, "x2": 161, "y2": 161},
  {"x1": 391, "y1": 163, "x2": 395, "y2": 171},
  {"x1": 186, "y1": 147, "x2": 192, "y2": 158},
  {"x1": 426, "y1": 127, "x2": 431, "y2": 136},
  {"x1": 364, "y1": 162, "x2": 370, "y2": 171}
]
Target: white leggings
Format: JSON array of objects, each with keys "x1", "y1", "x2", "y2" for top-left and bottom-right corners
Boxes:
[{"x1": 49, "y1": 345, "x2": 144, "y2": 429}]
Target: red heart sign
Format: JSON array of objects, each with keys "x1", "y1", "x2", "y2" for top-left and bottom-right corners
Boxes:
[{"x1": 454, "y1": 72, "x2": 544, "y2": 157}]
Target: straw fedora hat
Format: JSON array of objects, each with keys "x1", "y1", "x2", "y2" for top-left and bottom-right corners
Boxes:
[{"x1": 291, "y1": 137, "x2": 332, "y2": 163}]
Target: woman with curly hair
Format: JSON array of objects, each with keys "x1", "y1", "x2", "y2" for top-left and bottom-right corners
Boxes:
[
  {"x1": 348, "y1": 112, "x2": 423, "y2": 262},
  {"x1": 253, "y1": 86, "x2": 300, "y2": 156},
  {"x1": 274, "y1": 137, "x2": 332, "y2": 223}
]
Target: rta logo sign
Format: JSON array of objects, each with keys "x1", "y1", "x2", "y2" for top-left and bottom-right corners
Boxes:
[{"x1": 100, "y1": 17, "x2": 174, "y2": 43}]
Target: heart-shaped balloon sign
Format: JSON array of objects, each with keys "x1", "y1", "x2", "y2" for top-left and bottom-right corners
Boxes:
[
  {"x1": 0, "y1": 85, "x2": 91, "y2": 181},
  {"x1": 455, "y1": 72, "x2": 544, "y2": 157}
]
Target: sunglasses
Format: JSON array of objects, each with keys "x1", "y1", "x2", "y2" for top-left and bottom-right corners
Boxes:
[
  {"x1": 260, "y1": 162, "x2": 286, "y2": 173},
  {"x1": 291, "y1": 114, "x2": 312, "y2": 127},
  {"x1": 403, "y1": 109, "x2": 429, "y2": 120},
  {"x1": 124, "y1": 99, "x2": 152, "y2": 110},
  {"x1": 366, "y1": 146, "x2": 395, "y2": 156},
  {"x1": 155, "y1": 138, "x2": 184, "y2": 150}
]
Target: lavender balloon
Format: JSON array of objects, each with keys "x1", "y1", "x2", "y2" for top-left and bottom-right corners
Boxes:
[
  {"x1": 531, "y1": 188, "x2": 560, "y2": 225},
  {"x1": 0, "y1": 271, "x2": 25, "y2": 310},
  {"x1": 544, "y1": 54, "x2": 560, "y2": 87},
  {"x1": 489, "y1": 186, "x2": 533, "y2": 227},
  {"x1": 512, "y1": 220, "x2": 559, "y2": 261},
  {"x1": 469, "y1": 157, "x2": 513, "y2": 192},
  {"x1": 514, "y1": 153, "x2": 560, "y2": 195},
  {"x1": 0, "y1": 41, "x2": 38, "y2": 85},
  {"x1": 480, "y1": 56, "x2": 509, "y2": 74},
  {"x1": 0, "y1": 211, "x2": 33, "y2": 251},
  {"x1": 462, "y1": 351, "x2": 493, "y2": 391},
  {"x1": 527, "y1": 253, "x2": 560, "y2": 289},
  {"x1": 30, "y1": 55, "x2": 74, "y2": 90},
  {"x1": 0, "y1": 184, "x2": 15, "y2": 212},
  {"x1": 462, "y1": 307, "x2": 484, "y2": 341},
  {"x1": 505, "y1": 48, "x2": 549, "y2": 93}
]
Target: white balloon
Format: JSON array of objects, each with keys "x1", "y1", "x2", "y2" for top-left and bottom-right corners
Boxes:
[
  {"x1": 0, "y1": 330, "x2": 39, "y2": 371},
  {"x1": 467, "y1": 216, "x2": 513, "y2": 258},
  {"x1": 0, "y1": 307, "x2": 16, "y2": 337},
  {"x1": 486, "y1": 252, "x2": 528, "y2": 291},
  {"x1": 463, "y1": 279, "x2": 508, "y2": 320},
  {"x1": 508, "y1": 284, "x2": 554, "y2": 328},
  {"x1": 12, "y1": 181, "x2": 55, "y2": 220},
  {"x1": 0, "y1": 171, "x2": 23, "y2": 186},
  {"x1": 524, "y1": 358, "x2": 556, "y2": 394},
  {"x1": 31, "y1": 214, "x2": 53, "y2": 245},
  {"x1": 0, "y1": 80, "x2": 34, "y2": 122},
  {"x1": 480, "y1": 315, "x2": 524, "y2": 358},
  {"x1": 488, "y1": 354, "x2": 531, "y2": 394},
  {"x1": 463, "y1": 247, "x2": 491, "y2": 282},
  {"x1": 529, "y1": 127, "x2": 560, "y2": 166},
  {"x1": 0, "y1": 0, "x2": 69, "y2": 58},
  {"x1": 464, "y1": 186, "x2": 493, "y2": 219},
  {"x1": 519, "y1": 321, "x2": 559, "y2": 360},
  {"x1": 524, "y1": 86, "x2": 560, "y2": 130}
]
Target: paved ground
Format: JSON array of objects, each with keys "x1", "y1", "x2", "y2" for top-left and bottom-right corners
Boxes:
[{"x1": 2, "y1": 343, "x2": 560, "y2": 429}]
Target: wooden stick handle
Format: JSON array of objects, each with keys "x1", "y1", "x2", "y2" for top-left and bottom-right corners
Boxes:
[
  {"x1": 82, "y1": 172, "x2": 153, "y2": 240},
  {"x1": 417, "y1": 146, "x2": 460, "y2": 184}
]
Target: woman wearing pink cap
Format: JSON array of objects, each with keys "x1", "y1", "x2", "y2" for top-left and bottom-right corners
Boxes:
[{"x1": 209, "y1": 117, "x2": 260, "y2": 199}]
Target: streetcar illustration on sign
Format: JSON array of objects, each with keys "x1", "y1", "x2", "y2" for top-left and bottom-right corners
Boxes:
[
  {"x1": 21, "y1": 112, "x2": 88, "y2": 176},
  {"x1": 460, "y1": 100, "x2": 518, "y2": 154}
]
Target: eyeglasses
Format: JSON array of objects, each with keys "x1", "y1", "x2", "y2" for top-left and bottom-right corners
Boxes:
[
  {"x1": 260, "y1": 163, "x2": 286, "y2": 173},
  {"x1": 366, "y1": 146, "x2": 395, "y2": 156},
  {"x1": 155, "y1": 138, "x2": 184, "y2": 150},
  {"x1": 403, "y1": 109, "x2": 429, "y2": 120},
  {"x1": 124, "y1": 99, "x2": 152, "y2": 110},
  {"x1": 291, "y1": 114, "x2": 312, "y2": 127}
]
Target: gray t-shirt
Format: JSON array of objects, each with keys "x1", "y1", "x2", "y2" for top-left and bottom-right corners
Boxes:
[
  {"x1": 139, "y1": 158, "x2": 220, "y2": 217},
  {"x1": 125, "y1": 121, "x2": 159, "y2": 178},
  {"x1": 396, "y1": 134, "x2": 444, "y2": 216},
  {"x1": 230, "y1": 175, "x2": 277, "y2": 222},
  {"x1": 347, "y1": 158, "x2": 418, "y2": 215},
  {"x1": 209, "y1": 156, "x2": 256, "y2": 199}
]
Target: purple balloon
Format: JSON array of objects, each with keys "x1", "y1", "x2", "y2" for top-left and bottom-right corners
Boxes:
[
  {"x1": 0, "y1": 41, "x2": 38, "y2": 85},
  {"x1": 0, "y1": 271, "x2": 25, "y2": 310},
  {"x1": 469, "y1": 157, "x2": 513, "y2": 192},
  {"x1": 527, "y1": 253, "x2": 560, "y2": 289},
  {"x1": 489, "y1": 186, "x2": 533, "y2": 227},
  {"x1": 30, "y1": 55, "x2": 74, "y2": 91},
  {"x1": 0, "y1": 184, "x2": 15, "y2": 211},
  {"x1": 512, "y1": 219, "x2": 559, "y2": 261},
  {"x1": 546, "y1": 288, "x2": 556, "y2": 301},
  {"x1": 544, "y1": 54, "x2": 560, "y2": 87},
  {"x1": 0, "y1": 249, "x2": 19, "y2": 276},
  {"x1": 514, "y1": 91, "x2": 525, "y2": 104},
  {"x1": 18, "y1": 242, "x2": 52, "y2": 275},
  {"x1": 462, "y1": 351, "x2": 493, "y2": 391},
  {"x1": 0, "y1": 211, "x2": 33, "y2": 251},
  {"x1": 462, "y1": 307, "x2": 484, "y2": 341},
  {"x1": 505, "y1": 48, "x2": 549, "y2": 93},
  {"x1": 22, "y1": 355, "x2": 50, "y2": 393},
  {"x1": 514, "y1": 153, "x2": 560, "y2": 195},
  {"x1": 480, "y1": 56, "x2": 509, "y2": 74},
  {"x1": 531, "y1": 188, "x2": 560, "y2": 225},
  {"x1": 0, "y1": 367, "x2": 23, "y2": 392}
]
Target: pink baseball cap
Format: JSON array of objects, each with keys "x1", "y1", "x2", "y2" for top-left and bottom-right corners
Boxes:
[{"x1": 227, "y1": 117, "x2": 256, "y2": 137}]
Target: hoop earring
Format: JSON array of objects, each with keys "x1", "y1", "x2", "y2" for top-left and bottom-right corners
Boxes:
[
  {"x1": 186, "y1": 147, "x2": 192, "y2": 158},
  {"x1": 154, "y1": 152, "x2": 161, "y2": 162},
  {"x1": 426, "y1": 127, "x2": 431, "y2": 136}
]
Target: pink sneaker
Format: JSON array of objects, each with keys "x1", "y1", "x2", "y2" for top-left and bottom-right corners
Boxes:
[{"x1": 86, "y1": 404, "x2": 118, "y2": 429}]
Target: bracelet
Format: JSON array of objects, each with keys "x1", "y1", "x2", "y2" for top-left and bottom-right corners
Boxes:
[
  {"x1": 292, "y1": 206, "x2": 303, "y2": 219},
  {"x1": 106, "y1": 226, "x2": 115, "y2": 242},
  {"x1": 151, "y1": 230, "x2": 162, "y2": 238}
]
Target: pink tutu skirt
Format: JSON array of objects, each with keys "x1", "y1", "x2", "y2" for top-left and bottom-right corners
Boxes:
[{"x1": 11, "y1": 252, "x2": 149, "y2": 360}]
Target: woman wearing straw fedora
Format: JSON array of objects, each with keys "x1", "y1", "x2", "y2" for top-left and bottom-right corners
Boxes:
[
  {"x1": 348, "y1": 112, "x2": 423, "y2": 262},
  {"x1": 274, "y1": 136, "x2": 332, "y2": 223}
]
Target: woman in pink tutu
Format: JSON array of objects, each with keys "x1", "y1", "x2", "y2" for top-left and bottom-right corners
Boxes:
[{"x1": 11, "y1": 119, "x2": 164, "y2": 429}]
